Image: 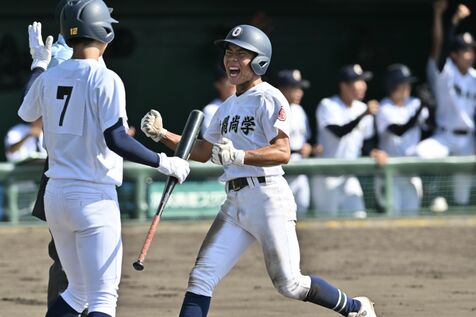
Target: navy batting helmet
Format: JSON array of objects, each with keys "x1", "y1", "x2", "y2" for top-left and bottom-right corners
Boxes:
[
  {"x1": 61, "y1": 0, "x2": 118, "y2": 44},
  {"x1": 215, "y1": 25, "x2": 272, "y2": 76},
  {"x1": 385, "y1": 64, "x2": 417, "y2": 93}
]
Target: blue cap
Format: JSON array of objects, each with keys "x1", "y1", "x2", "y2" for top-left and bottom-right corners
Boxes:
[
  {"x1": 385, "y1": 64, "x2": 417, "y2": 93},
  {"x1": 338, "y1": 64, "x2": 373, "y2": 82},
  {"x1": 450, "y1": 32, "x2": 476, "y2": 52},
  {"x1": 275, "y1": 69, "x2": 310, "y2": 89}
]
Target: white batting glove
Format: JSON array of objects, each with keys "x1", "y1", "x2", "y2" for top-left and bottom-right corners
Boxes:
[
  {"x1": 28, "y1": 22, "x2": 53, "y2": 70},
  {"x1": 141, "y1": 109, "x2": 168, "y2": 142},
  {"x1": 211, "y1": 138, "x2": 245, "y2": 166},
  {"x1": 157, "y1": 153, "x2": 190, "y2": 184}
]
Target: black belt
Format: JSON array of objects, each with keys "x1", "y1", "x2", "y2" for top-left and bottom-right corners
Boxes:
[
  {"x1": 440, "y1": 127, "x2": 471, "y2": 135},
  {"x1": 227, "y1": 176, "x2": 266, "y2": 192}
]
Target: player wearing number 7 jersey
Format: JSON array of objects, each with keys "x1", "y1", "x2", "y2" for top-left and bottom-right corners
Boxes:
[{"x1": 18, "y1": 1, "x2": 190, "y2": 316}]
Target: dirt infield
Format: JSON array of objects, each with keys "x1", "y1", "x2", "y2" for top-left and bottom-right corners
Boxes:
[{"x1": 1, "y1": 216, "x2": 475, "y2": 317}]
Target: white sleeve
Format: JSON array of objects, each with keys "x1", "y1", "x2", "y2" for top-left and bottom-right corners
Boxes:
[
  {"x1": 317, "y1": 99, "x2": 339, "y2": 126},
  {"x1": 203, "y1": 108, "x2": 222, "y2": 144},
  {"x1": 259, "y1": 94, "x2": 291, "y2": 142},
  {"x1": 201, "y1": 104, "x2": 216, "y2": 135},
  {"x1": 361, "y1": 115, "x2": 375, "y2": 139},
  {"x1": 18, "y1": 76, "x2": 43, "y2": 122},
  {"x1": 376, "y1": 106, "x2": 392, "y2": 134},
  {"x1": 96, "y1": 71, "x2": 128, "y2": 131}
]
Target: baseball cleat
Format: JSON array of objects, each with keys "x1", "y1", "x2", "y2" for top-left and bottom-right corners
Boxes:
[{"x1": 347, "y1": 297, "x2": 377, "y2": 317}]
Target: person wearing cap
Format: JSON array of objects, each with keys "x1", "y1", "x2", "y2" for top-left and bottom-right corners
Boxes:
[
  {"x1": 275, "y1": 69, "x2": 312, "y2": 216},
  {"x1": 375, "y1": 64, "x2": 429, "y2": 214},
  {"x1": 312, "y1": 64, "x2": 379, "y2": 218},
  {"x1": 416, "y1": 1, "x2": 476, "y2": 206},
  {"x1": 201, "y1": 67, "x2": 236, "y2": 136}
]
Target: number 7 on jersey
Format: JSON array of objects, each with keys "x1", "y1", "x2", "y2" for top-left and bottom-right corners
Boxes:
[{"x1": 56, "y1": 86, "x2": 73, "y2": 126}]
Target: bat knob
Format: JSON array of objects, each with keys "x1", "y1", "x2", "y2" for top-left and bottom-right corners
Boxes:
[{"x1": 133, "y1": 260, "x2": 144, "y2": 271}]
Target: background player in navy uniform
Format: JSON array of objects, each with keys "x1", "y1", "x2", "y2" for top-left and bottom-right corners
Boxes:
[
  {"x1": 19, "y1": 1, "x2": 190, "y2": 316},
  {"x1": 375, "y1": 64, "x2": 428, "y2": 214},
  {"x1": 141, "y1": 24, "x2": 377, "y2": 317},
  {"x1": 416, "y1": 0, "x2": 476, "y2": 206},
  {"x1": 275, "y1": 69, "x2": 312, "y2": 216}
]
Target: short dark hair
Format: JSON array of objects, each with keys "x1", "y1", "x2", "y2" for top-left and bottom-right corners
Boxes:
[{"x1": 66, "y1": 37, "x2": 97, "y2": 48}]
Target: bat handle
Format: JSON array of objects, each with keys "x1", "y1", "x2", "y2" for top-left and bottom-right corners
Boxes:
[{"x1": 133, "y1": 214, "x2": 161, "y2": 271}]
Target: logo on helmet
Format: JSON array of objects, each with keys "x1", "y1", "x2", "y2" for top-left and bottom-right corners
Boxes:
[
  {"x1": 231, "y1": 27, "x2": 243, "y2": 37},
  {"x1": 70, "y1": 27, "x2": 78, "y2": 36}
]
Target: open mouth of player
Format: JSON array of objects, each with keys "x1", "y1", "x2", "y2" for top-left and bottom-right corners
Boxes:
[{"x1": 228, "y1": 67, "x2": 240, "y2": 78}]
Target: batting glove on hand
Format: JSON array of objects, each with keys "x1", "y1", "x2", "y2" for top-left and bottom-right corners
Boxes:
[
  {"x1": 28, "y1": 22, "x2": 53, "y2": 70},
  {"x1": 157, "y1": 153, "x2": 190, "y2": 184},
  {"x1": 141, "y1": 109, "x2": 168, "y2": 142},
  {"x1": 211, "y1": 138, "x2": 245, "y2": 166}
]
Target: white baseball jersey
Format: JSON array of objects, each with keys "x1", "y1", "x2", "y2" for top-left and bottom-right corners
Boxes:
[
  {"x1": 4, "y1": 123, "x2": 47, "y2": 162},
  {"x1": 201, "y1": 98, "x2": 221, "y2": 136},
  {"x1": 18, "y1": 59, "x2": 128, "y2": 186},
  {"x1": 317, "y1": 96, "x2": 374, "y2": 159},
  {"x1": 427, "y1": 58, "x2": 476, "y2": 131},
  {"x1": 204, "y1": 82, "x2": 291, "y2": 182},
  {"x1": 377, "y1": 97, "x2": 429, "y2": 156},
  {"x1": 289, "y1": 103, "x2": 311, "y2": 159}
]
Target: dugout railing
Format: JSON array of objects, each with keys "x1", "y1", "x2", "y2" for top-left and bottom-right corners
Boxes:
[{"x1": 0, "y1": 156, "x2": 475, "y2": 223}]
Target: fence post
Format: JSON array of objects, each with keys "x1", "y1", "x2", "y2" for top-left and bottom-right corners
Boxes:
[{"x1": 384, "y1": 165, "x2": 394, "y2": 216}]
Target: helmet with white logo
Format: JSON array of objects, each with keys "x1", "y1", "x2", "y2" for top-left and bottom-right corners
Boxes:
[{"x1": 214, "y1": 24, "x2": 272, "y2": 76}]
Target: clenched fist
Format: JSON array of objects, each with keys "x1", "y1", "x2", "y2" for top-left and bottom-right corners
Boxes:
[
  {"x1": 141, "y1": 109, "x2": 167, "y2": 142},
  {"x1": 211, "y1": 138, "x2": 245, "y2": 166}
]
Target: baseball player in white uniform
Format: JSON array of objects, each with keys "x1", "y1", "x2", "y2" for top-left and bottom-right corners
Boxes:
[
  {"x1": 4, "y1": 118, "x2": 47, "y2": 162},
  {"x1": 201, "y1": 67, "x2": 236, "y2": 136},
  {"x1": 275, "y1": 69, "x2": 312, "y2": 216},
  {"x1": 141, "y1": 25, "x2": 377, "y2": 317},
  {"x1": 417, "y1": 1, "x2": 476, "y2": 205},
  {"x1": 312, "y1": 64, "x2": 378, "y2": 218},
  {"x1": 18, "y1": 1, "x2": 189, "y2": 316},
  {"x1": 376, "y1": 64, "x2": 428, "y2": 214}
]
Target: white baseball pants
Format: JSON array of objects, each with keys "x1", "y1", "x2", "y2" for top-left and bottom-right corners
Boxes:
[
  {"x1": 45, "y1": 179, "x2": 122, "y2": 317},
  {"x1": 187, "y1": 176, "x2": 312, "y2": 300}
]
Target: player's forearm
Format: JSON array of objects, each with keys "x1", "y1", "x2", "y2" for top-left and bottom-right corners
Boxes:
[
  {"x1": 8, "y1": 135, "x2": 32, "y2": 153},
  {"x1": 431, "y1": 11, "x2": 444, "y2": 61},
  {"x1": 244, "y1": 145, "x2": 290, "y2": 167},
  {"x1": 161, "y1": 132, "x2": 211, "y2": 163}
]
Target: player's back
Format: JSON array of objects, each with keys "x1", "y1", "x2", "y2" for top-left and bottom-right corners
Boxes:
[{"x1": 37, "y1": 59, "x2": 125, "y2": 185}]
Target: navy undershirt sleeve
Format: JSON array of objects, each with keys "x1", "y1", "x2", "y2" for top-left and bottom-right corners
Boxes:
[
  {"x1": 23, "y1": 67, "x2": 45, "y2": 97},
  {"x1": 387, "y1": 105, "x2": 425, "y2": 137},
  {"x1": 326, "y1": 111, "x2": 368, "y2": 138},
  {"x1": 104, "y1": 118, "x2": 161, "y2": 168},
  {"x1": 437, "y1": 24, "x2": 456, "y2": 72}
]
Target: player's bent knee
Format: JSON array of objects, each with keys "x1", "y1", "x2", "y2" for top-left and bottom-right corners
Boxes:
[
  {"x1": 272, "y1": 276, "x2": 310, "y2": 301},
  {"x1": 186, "y1": 267, "x2": 219, "y2": 297}
]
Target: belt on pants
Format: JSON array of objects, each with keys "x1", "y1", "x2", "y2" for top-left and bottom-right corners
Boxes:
[
  {"x1": 439, "y1": 127, "x2": 471, "y2": 135},
  {"x1": 227, "y1": 176, "x2": 266, "y2": 192}
]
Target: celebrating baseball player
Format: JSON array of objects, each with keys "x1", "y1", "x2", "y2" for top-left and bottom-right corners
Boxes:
[
  {"x1": 25, "y1": 0, "x2": 107, "y2": 313},
  {"x1": 141, "y1": 25, "x2": 377, "y2": 317},
  {"x1": 18, "y1": 1, "x2": 190, "y2": 316},
  {"x1": 416, "y1": 0, "x2": 476, "y2": 205},
  {"x1": 376, "y1": 64, "x2": 429, "y2": 214},
  {"x1": 275, "y1": 69, "x2": 312, "y2": 216},
  {"x1": 312, "y1": 64, "x2": 378, "y2": 218}
]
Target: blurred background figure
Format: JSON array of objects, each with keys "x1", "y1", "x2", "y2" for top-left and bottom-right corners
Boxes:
[
  {"x1": 276, "y1": 69, "x2": 312, "y2": 216},
  {"x1": 312, "y1": 64, "x2": 378, "y2": 218},
  {"x1": 375, "y1": 64, "x2": 429, "y2": 215},
  {"x1": 201, "y1": 67, "x2": 236, "y2": 136},
  {"x1": 417, "y1": 1, "x2": 476, "y2": 206},
  {"x1": 4, "y1": 118, "x2": 46, "y2": 162}
]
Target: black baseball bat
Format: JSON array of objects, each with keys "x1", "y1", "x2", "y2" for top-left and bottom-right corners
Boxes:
[{"x1": 133, "y1": 109, "x2": 204, "y2": 271}]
